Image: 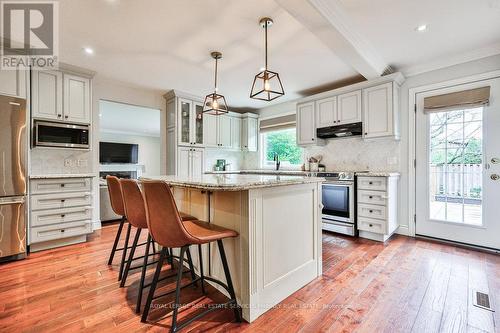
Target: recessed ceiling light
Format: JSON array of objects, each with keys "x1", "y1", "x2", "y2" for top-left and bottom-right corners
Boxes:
[
  {"x1": 83, "y1": 47, "x2": 94, "y2": 55},
  {"x1": 415, "y1": 24, "x2": 428, "y2": 32}
]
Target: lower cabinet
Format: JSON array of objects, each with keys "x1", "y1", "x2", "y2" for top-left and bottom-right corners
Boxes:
[
  {"x1": 357, "y1": 175, "x2": 399, "y2": 242},
  {"x1": 177, "y1": 147, "x2": 204, "y2": 178},
  {"x1": 29, "y1": 177, "x2": 93, "y2": 251}
]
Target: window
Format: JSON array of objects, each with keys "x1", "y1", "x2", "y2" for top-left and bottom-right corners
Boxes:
[
  {"x1": 428, "y1": 107, "x2": 483, "y2": 225},
  {"x1": 260, "y1": 127, "x2": 303, "y2": 169}
]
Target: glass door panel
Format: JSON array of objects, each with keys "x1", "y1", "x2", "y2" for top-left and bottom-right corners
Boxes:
[
  {"x1": 179, "y1": 100, "x2": 191, "y2": 145},
  {"x1": 194, "y1": 103, "x2": 204, "y2": 145}
]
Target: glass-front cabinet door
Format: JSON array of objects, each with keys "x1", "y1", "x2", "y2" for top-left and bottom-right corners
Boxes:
[
  {"x1": 193, "y1": 102, "x2": 204, "y2": 145},
  {"x1": 179, "y1": 99, "x2": 191, "y2": 145}
]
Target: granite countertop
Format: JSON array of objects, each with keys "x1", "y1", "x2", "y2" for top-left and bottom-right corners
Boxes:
[
  {"x1": 355, "y1": 171, "x2": 400, "y2": 177},
  {"x1": 29, "y1": 173, "x2": 96, "y2": 179},
  {"x1": 141, "y1": 174, "x2": 325, "y2": 191}
]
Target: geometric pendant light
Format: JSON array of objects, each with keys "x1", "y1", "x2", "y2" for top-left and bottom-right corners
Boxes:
[
  {"x1": 203, "y1": 51, "x2": 229, "y2": 115},
  {"x1": 250, "y1": 17, "x2": 285, "y2": 101}
]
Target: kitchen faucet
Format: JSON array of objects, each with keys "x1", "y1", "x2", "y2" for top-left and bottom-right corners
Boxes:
[{"x1": 273, "y1": 153, "x2": 280, "y2": 171}]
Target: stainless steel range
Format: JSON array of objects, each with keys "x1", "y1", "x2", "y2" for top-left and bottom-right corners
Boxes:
[{"x1": 318, "y1": 172, "x2": 356, "y2": 236}]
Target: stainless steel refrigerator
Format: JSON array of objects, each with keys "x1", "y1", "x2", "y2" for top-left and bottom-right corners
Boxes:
[{"x1": 0, "y1": 95, "x2": 27, "y2": 262}]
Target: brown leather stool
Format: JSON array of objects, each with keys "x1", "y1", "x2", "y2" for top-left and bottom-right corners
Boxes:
[
  {"x1": 119, "y1": 179, "x2": 197, "y2": 314},
  {"x1": 106, "y1": 176, "x2": 197, "y2": 281},
  {"x1": 141, "y1": 180, "x2": 241, "y2": 332}
]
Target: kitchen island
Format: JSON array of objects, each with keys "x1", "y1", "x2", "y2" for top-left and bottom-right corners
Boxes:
[{"x1": 142, "y1": 174, "x2": 324, "y2": 322}]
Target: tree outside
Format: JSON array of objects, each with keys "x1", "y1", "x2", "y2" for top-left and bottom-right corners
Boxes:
[{"x1": 265, "y1": 128, "x2": 303, "y2": 165}]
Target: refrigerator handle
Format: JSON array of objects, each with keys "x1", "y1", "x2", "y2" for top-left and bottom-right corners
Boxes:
[{"x1": 0, "y1": 197, "x2": 25, "y2": 205}]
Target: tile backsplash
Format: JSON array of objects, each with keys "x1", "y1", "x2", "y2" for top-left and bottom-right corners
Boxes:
[
  {"x1": 30, "y1": 148, "x2": 93, "y2": 175},
  {"x1": 304, "y1": 137, "x2": 401, "y2": 172}
]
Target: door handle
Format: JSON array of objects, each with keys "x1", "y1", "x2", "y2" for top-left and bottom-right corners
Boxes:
[
  {"x1": 492, "y1": 157, "x2": 500, "y2": 164},
  {"x1": 491, "y1": 174, "x2": 500, "y2": 181}
]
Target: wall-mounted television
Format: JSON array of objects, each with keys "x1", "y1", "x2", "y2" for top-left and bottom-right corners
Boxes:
[{"x1": 99, "y1": 142, "x2": 138, "y2": 164}]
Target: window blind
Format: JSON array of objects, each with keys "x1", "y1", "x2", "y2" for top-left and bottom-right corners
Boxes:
[
  {"x1": 423, "y1": 86, "x2": 490, "y2": 113},
  {"x1": 259, "y1": 114, "x2": 296, "y2": 133}
]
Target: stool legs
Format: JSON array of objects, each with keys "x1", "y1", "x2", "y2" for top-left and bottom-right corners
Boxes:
[
  {"x1": 141, "y1": 247, "x2": 168, "y2": 323},
  {"x1": 217, "y1": 239, "x2": 241, "y2": 322},
  {"x1": 108, "y1": 216, "x2": 125, "y2": 265},
  {"x1": 120, "y1": 228, "x2": 142, "y2": 288},
  {"x1": 171, "y1": 246, "x2": 187, "y2": 333},
  {"x1": 197, "y1": 244, "x2": 206, "y2": 295},
  {"x1": 136, "y1": 233, "x2": 152, "y2": 313},
  {"x1": 118, "y1": 223, "x2": 132, "y2": 281}
]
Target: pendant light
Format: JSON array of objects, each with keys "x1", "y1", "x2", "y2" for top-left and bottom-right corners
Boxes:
[
  {"x1": 250, "y1": 17, "x2": 284, "y2": 101},
  {"x1": 203, "y1": 51, "x2": 228, "y2": 115}
]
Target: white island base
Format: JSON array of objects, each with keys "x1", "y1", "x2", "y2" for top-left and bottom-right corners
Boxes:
[{"x1": 168, "y1": 180, "x2": 323, "y2": 322}]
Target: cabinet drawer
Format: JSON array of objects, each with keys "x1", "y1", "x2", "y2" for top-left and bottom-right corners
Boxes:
[
  {"x1": 357, "y1": 190, "x2": 387, "y2": 205},
  {"x1": 358, "y1": 217, "x2": 386, "y2": 234},
  {"x1": 357, "y1": 177, "x2": 387, "y2": 191},
  {"x1": 30, "y1": 178, "x2": 91, "y2": 194},
  {"x1": 30, "y1": 220, "x2": 92, "y2": 244},
  {"x1": 31, "y1": 206, "x2": 92, "y2": 227},
  {"x1": 30, "y1": 192, "x2": 92, "y2": 210},
  {"x1": 358, "y1": 203, "x2": 387, "y2": 220}
]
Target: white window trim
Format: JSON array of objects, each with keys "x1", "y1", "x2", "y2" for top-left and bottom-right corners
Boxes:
[{"x1": 259, "y1": 128, "x2": 304, "y2": 170}]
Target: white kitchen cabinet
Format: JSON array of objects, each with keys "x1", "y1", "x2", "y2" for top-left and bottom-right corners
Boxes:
[
  {"x1": 32, "y1": 69, "x2": 92, "y2": 124},
  {"x1": 357, "y1": 174, "x2": 399, "y2": 242},
  {"x1": 242, "y1": 114, "x2": 258, "y2": 151},
  {"x1": 202, "y1": 113, "x2": 218, "y2": 148},
  {"x1": 32, "y1": 70, "x2": 63, "y2": 121},
  {"x1": 178, "y1": 99, "x2": 204, "y2": 147},
  {"x1": 63, "y1": 74, "x2": 91, "y2": 124},
  {"x1": 337, "y1": 90, "x2": 362, "y2": 125},
  {"x1": 231, "y1": 117, "x2": 242, "y2": 150},
  {"x1": 0, "y1": 66, "x2": 27, "y2": 98},
  {"x1": 362, "y1": 82, "x2": 398, "y2": 139},
  {"x1": 177, "y1": 147, "x2": 204, "y2": 178},
  {"x1": 316, "y1": 96, "x2": 337, "y2": 128},
  {"x1": 29, "y1": 177, "x2": 93, "y2": 252},
  {"x1": 297, "y1": 102, "x2": 317, "y2": 146},
  {"x1": 218, "y1": 115, "x2": 232, "y2": 148}
]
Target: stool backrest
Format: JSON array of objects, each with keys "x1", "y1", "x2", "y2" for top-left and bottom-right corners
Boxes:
[
  {"x1": 142, "y1": 180, "x2": 198, "y2": 248},
  {"x1": 120, "y1": 179, "x2": 148, "y2": 229},
  {"x1": 106, "y1": 176, "x2": 125, "y2": 216}
]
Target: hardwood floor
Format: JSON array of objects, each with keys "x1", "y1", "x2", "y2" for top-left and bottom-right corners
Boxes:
[{"x1": 0, "y1": 223, "x2": 499, "y2": 332}]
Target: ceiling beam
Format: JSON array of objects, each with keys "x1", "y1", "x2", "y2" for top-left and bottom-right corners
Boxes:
[{"x1": 275, "y1": 0, "x2": 388, "y2": 79}]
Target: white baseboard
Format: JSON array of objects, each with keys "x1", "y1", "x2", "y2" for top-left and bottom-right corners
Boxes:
[
  {"x1": 396, "y1": 225, "x2": 410, "y2": 236},
  {"x1": 92, "y1": 220, "x2": 102, "y2": 231}
]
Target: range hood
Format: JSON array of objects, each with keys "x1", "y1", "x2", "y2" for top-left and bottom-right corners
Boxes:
[{"x1": 316, "y1": 122, "x2": 363, "y2": 139}]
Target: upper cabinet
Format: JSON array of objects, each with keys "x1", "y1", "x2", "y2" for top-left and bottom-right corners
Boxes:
[
  {"x1": 337, "y1": 90, "x2": 362, "y2": 125},
  {"x1": 0, "y1": 66, "x2": 27, "y2": 99},
  {"x1": 202, "y1": 113, "x2": 232, "y2": 148},
  {"x1": 241, "y1": 113, "x2": 258, "y2": 152},
  {"x1": 362, "y1": 82, "x2": 398, "y2": 139},
  {"x1": 296, "y1": 73, "x2": 403, "y2": 145},
  {"x1": 178, "y1": 98, "x2": 204, "y2": 147},
  {"x1": 32, "y1": 69, "x2": 92, "y2": 125},
  {"x1": 297, "y1": 101, "x2": 322, "y2": 146},
  {"x1": 231, "y1": 117, "x2": 242, "y2": 150}
]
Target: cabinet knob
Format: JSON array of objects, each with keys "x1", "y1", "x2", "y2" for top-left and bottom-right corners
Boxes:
[
  {"x1": 369, "y1": 224, "x2": 373, "y2": 227},
  {"x1": 61, "y1": 214, "x2": 65, "y2": 218},
  {"x1": 369, "y1": 182, "x2": 373, "y2": 185},
  {"x1": 60, "y1": 184, "x2": 65, "y2": 187},
  {"x1": 61, "y1": 199, "x2": 65, "y2": 203},
  {"x1": 369, "y1": 210, "x2": 373, "y2": 213},
  {"x1": 312, "y1": 138, "x2": 315, "y2": 141},
  {"x1": 65, "y1": 115, "x2": 68, "y2": 119},
  {"x1": 61, "y1": 229, "x2": 65, "y2": 233},
  {"x1": 57, "y1": 114, "x2": 62, "y2": 118},
  {"x1": 364, "y1": 133, "x2": 368, "y2": 135},
  {"x1": 369, "y1": 196, "x2": 373, "y2": 199}
]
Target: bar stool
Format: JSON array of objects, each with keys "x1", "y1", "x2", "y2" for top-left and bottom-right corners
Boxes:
[
  {"x1": 119, "y1": 179, "x2": 197, "y2": 314},
  {"x1": 141, "y1": 180, "x2": 241, "y2": 332},
  {"x1": 106, "y1": 175, "x2": 131, "y2": 281}
]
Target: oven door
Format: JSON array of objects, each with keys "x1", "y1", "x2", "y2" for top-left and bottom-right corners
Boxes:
[
  {"x1": 34, "y1": 121, "x2": 90, "y2": 149},
  {"x1": 322, "y1": 182, "x2": 354, "y2": 223}
]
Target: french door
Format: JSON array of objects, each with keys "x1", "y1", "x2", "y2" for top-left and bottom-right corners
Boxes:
[{"x1": 415, "y1": 78, "x2": 500, "y2": 250}]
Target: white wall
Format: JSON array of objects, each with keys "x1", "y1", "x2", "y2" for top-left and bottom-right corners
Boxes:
[{"x1": 99, "y1": 132, "x2": 161, "y2": 176}]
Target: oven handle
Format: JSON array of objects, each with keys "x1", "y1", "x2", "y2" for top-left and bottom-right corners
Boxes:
[{"x1": 323, "y1": 182, "x2": 353, "y2": 187}]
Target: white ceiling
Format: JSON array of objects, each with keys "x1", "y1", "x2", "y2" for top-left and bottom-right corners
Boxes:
[
  {"x1": 99, "y1": 100, "x2": 160, "y2": 136},
  {"x1": 58, "y1": 0, "x2": 500, "y2": 109}
]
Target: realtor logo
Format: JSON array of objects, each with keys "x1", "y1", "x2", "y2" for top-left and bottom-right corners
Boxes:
[{"x1": 1, "y1": 1, "x2": 59, "y2": 69}]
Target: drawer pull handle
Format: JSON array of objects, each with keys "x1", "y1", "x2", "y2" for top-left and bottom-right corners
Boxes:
[
  {"x1": 369, "y1": 196, "x2": 373, "y2": 199},
  {"x1": 61, "y1": 229, "x2": 65, "y2": 232},
  {"x1": 369, "y1": 224, "x2": 373, "y2": 227},
  {"x1": 61, "y1": 199, "x2": 65, "y2": 203},
  {"x1": 369, "y1": 182, "x2": 373, "y2": 185},
  {"x1": 60, "y1": 184, "x2": 65, "y2": 187},
  {"x1": 61, "y1": 214, "x2": 65, "y2": 218},
  {"x1": 369, "y1": 210, "x2": 373, "y2": 213}
]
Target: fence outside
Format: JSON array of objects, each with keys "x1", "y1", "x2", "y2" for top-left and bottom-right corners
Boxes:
[{"x1": 430, "y1": 164, "x2": 482, "y2": 203}]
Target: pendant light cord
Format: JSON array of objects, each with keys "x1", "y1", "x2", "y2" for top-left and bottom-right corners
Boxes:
[
  {"x1": 264, "y1": 20, "x2": 268, "y2": 70},
  {"x1": 214, "y1": 57, "x2": 218, "y2": 93}
]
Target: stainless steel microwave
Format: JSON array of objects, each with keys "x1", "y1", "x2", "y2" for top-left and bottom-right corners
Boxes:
[{"x1": 34, "y1": 120, "x2": 90, "y2": 149}]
